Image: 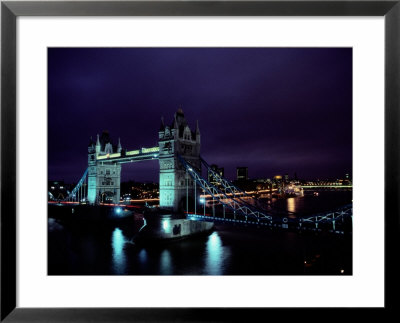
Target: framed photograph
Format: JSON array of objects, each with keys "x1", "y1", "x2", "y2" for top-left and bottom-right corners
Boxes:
[{"x1": 1, "y1": 0, "x2": 398, "y2": 321}]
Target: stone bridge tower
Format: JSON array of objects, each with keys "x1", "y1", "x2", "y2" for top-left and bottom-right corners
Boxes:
[
  {"x1": 158, "y1": 109, "x2": 201, "y2": 212},
  {"x1": 87, "y1": 131, "x2": 122, "y2": 204}
]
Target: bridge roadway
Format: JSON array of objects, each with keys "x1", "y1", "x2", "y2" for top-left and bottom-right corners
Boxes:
[{"x1": 96, "y1": 146, "x2": 160, "y2": 164}]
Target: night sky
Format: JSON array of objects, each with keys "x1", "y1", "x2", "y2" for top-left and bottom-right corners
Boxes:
[{"x1": 48, "y1": 48, "x2": 352, "y2": 183}]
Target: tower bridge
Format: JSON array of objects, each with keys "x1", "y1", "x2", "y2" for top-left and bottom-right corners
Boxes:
[
  {"x1": 49, "y1": 108, "x2": 353, "y2": 232},
  {"x1": 85, "y1": 108, "x2": 200, "y2": 211}
]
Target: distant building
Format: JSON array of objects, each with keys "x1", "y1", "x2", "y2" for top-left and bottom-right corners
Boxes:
[
  {"x1": 49, "y1": 180, "x2": 65, "y2": 190},
  {"x1": 237, "y1": 167, "x2": 248, "y2": 181},
  {"x1": 254, "y1": 178, "x2": 272, "y2": 184},
  {"x1": 208, "y1": 164, "x2": 224, "y2": 185},
  {"x1": 344, "y1": 173, "x2": 352, "y2": 185},
  {"x1": 284, "y1": 174, "x2": 289, "y2": 183},
  {"x1": 254, "y1": 178, "x2": 266, "y2": 183},
  {"x1": 48, "y1": 180, "x2": 69, "y2": 200}
]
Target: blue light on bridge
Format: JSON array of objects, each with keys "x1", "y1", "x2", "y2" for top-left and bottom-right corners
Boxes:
[
  {"x1": 199, "y1": 198, "x2": 205, "y2": 204},
  {"x1": 115, "y1": 207, "x2": 123, "y2": 215},
  {"x1": 162, "y1": 219, "x2": 170, "y2": 232}
]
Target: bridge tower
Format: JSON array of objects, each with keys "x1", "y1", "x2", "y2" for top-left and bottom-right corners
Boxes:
[
  {"x1": 87, "y1": 131, "x2": 122, "y2": 205},
  {"x1": 158, "y1": 109, "x2": 201, "y2": 212},
  {"x1": 87, "y1": 137, "x2": 97, "y2": 204}
]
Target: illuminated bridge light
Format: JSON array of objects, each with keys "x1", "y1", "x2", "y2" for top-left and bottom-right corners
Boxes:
[
  {"x1": 126, "y1": 150, "x2": 140, "y2": 156},
  {"x1": 162, "y1": 219, "x2": 171, "y2": 233},
  {"x1": 141, "y1": 147, "x2": 159, "y2": 153}
]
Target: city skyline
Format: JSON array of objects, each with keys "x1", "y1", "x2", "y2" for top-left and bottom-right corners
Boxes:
[{"x1": 48, "y1": 48, "x2": 352, "y2": 182}]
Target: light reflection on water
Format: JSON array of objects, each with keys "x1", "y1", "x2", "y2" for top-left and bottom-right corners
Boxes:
[
  {"x1": 205, "y1": 231, "x2": 230, "y2": 275},
  {"x1": 138, "y1": 248, "x2": 148, "y2": 273},
  {"x1": 160, "y1": 249, "x2": 173, "y2": 275},
  {"x1": 130, "y1": 231, "x2": 230, "y2": 275},
  {"x1": 287, "y1": 197, "x2": 296, "y2": 213},
  {"x1": 111, "y1": 227, "x2": 127, "y2": 274}
]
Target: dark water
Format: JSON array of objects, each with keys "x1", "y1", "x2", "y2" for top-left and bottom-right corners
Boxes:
[
  {"x1": 48, "y1": 190, "x2": 352, "y2": 275},
  {"x1": 270, "y1": 189, "x2": 352, "y2": 215}
]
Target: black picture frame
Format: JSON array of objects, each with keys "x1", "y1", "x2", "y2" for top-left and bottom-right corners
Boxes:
[{"x1": 1, "y1": 0, "x2": 399, "y2": 321}]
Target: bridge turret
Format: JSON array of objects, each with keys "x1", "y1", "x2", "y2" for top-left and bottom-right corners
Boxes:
[
  {"x1": 160, "y1": 116, "x2": 165, "y2": 130},
  {"x1": 95, "y1": 134, "x2": 101, "y2": 155},
  {"x1": 159, "y1": 108, "x2": 201, "y2": 212},
  {"x1": 88, "y1": 136, "x2": 99, "y2": 204},
  {"x1": 174, "y1": 108, "x2": 187, "y2": 127},
  {"x1": 88, "y1": 136, "x2": 96, "y2": 152},
  {"x1": 159, "y1": 117, "x2": 167, "y2": 140},
  {"x1": 88, "y1": 137, "x2": 96, "y2": 159},
  {"x1": 117, "y1": 138, "x2": 122, "y2": 153},
  {"x1": 195, "y1": 120, "x2": 200, "y2": 144}
]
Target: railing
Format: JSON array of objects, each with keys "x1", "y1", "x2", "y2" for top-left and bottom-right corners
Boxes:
[
  {"x1": 200, "y1": 156, "x2": 296, "y2": 216},
  {"x1": 180, "y1": 155, "x2": 353, "y2": 232},
  {"x1": 49, "y1": 168, "x2": 88, "y2": 203},
  {"x1": 178, "y1": 155, "x2": 273, "y2": 222},
  {"x1": 200, "y1": 157, "x2": 255, "y2": 206}
]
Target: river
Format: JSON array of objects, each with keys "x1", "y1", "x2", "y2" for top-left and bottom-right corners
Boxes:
[{"x1": 48, "y1": 190, "x2": 352, "y2": 275}]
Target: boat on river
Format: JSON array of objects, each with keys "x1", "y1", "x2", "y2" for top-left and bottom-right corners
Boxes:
[{"x1": 282, "y1": 183, "x2": 304, "y2": 197}]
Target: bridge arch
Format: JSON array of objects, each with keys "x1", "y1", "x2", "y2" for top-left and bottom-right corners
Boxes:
[{"x1": 99, "y1": 191, "x2": 116, "y2": 203}]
